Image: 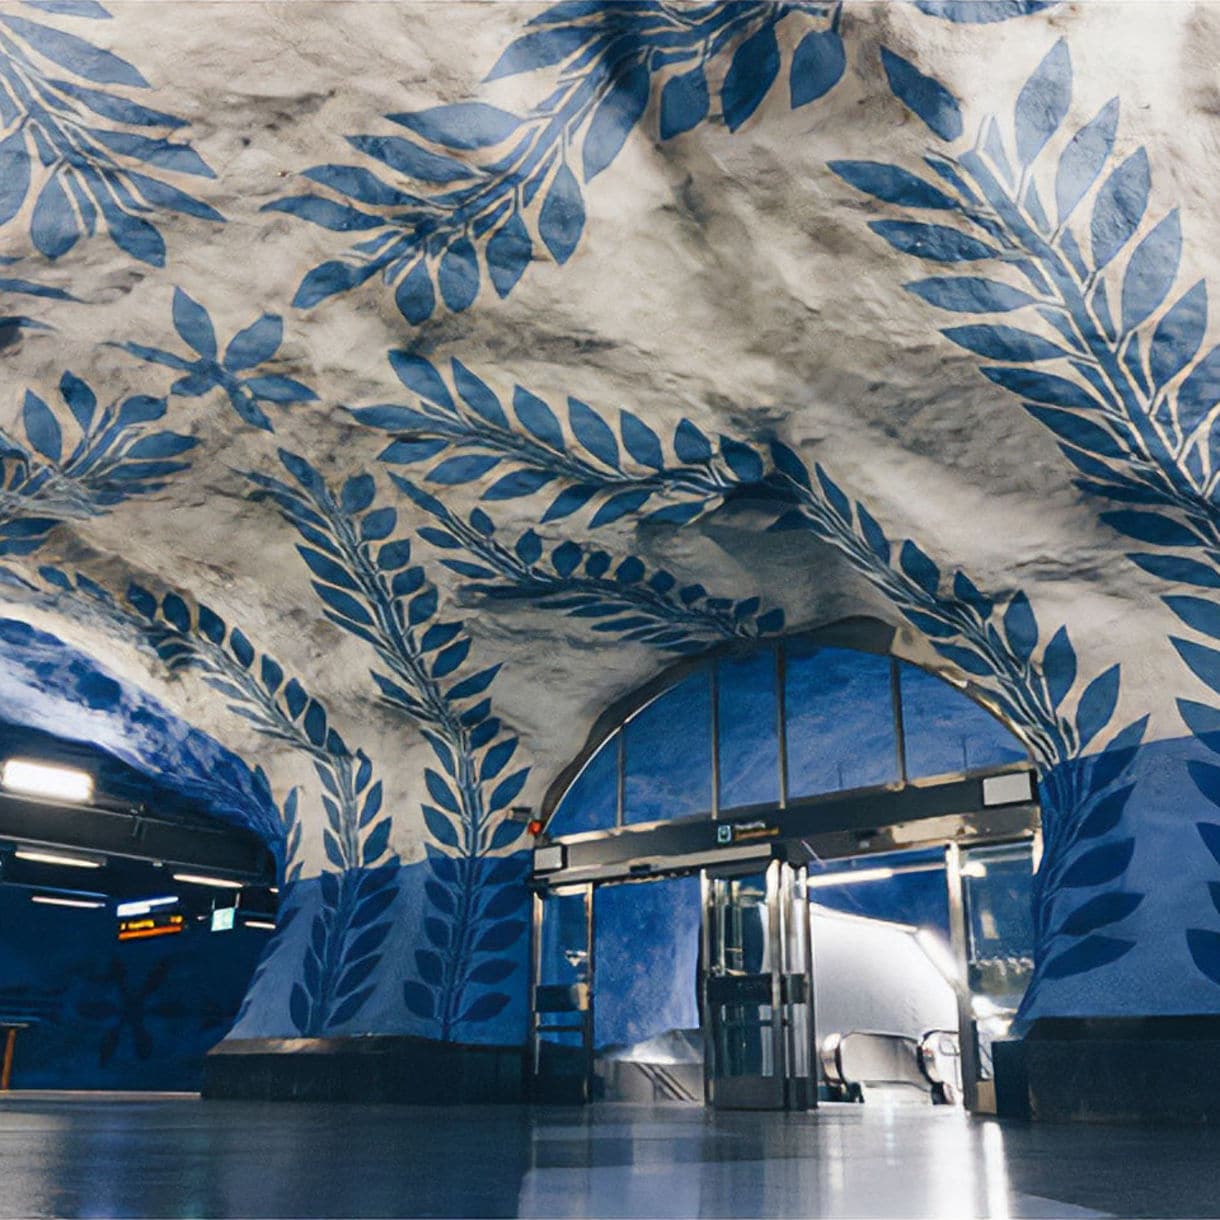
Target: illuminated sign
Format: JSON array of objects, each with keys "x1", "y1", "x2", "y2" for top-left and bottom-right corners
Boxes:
[
  {"x1": 118, "y1": 912, "x2": 184, "y2": 941},
  {"x1": 717, "y1": 820, "x2": 779, "y2": 845},
  {"x1": 211, "y1": 906, "x2": 235, "y2": 932}
]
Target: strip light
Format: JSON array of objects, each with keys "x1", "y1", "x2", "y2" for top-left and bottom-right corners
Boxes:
[
  {"x1": 243, "y1": 919, "x2": 276, "y2": 931},
  {"x1": 14, "y1": 848, "x2": 103, "y2": 869},
  {"x1": 115, "y1": 895, "x2": 178, "y2": 918},
  {"x1": 2, "y1": 758, "x2": 93, "y2": 803},
  {"x1": 807, "y1": 866, "x2": 895, "y2": 889},
  {"x1": 171, "y1": 872, "x2": 243, "y2": 890},
  {"x1": 31, "y1": 895, "x2": 104, "y2": 910}
]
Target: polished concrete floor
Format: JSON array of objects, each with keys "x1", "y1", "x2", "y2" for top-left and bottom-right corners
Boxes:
[{"x1": 1, "y1": 1094, "x2": 1218, "y2": 1218}]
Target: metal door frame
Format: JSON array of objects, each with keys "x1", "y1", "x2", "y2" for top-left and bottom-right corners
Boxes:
[
  {"x1": 701, "y1": 857, "x2": 816, "y2": 1111},
  {"x1": 528, "y1": 881, "x2": 594, "y2": 1102}
]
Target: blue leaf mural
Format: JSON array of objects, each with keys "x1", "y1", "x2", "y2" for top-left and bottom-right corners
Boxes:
[{"x1": 0, "y1": 2, "x2": 220, "y2": 268}]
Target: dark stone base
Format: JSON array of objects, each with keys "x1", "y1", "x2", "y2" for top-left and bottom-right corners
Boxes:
[
  {"x1": 202, "y1": 1036, "x2": 526, "y2": 1104},
  {"x1": 1011, "y1": 1017, "x2": 1220, "y2": 1125}
]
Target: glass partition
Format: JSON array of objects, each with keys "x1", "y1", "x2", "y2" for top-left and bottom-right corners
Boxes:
[
  {"x1": 785, "y1": 644, "x2": 898, "y2": 799},
  {"x1": 623, "y1": 672, "x2": 712, "y2": 825},
  {"x1": 548, "y1": 733, "x2": 618, "y2": 837},
  {"x1": 900, "y1": 663, "x2": 1027, "y2": 779},
  {"x1": 717, "y1": 647, "x2": 780, "y2": 811}
]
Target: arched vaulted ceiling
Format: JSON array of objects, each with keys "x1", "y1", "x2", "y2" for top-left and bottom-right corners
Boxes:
[{"x1": 2, "y1": 0, "x2": 1220, "y2": 1036}]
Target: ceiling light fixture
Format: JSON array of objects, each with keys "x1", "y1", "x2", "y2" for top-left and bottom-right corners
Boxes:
[
  {"x1": 115, "y1": 896, "x2": 179, "y2": 918},
  {"x1": 14, "y1": 848, "x2": 103, "y2": 869},
  {"x1": 171, "y1": 872, "x2": 243, "y2": 890},
  {"x1": 30, "y1": 895, "x2": 104, "y2": 910},
  {"x1": 2, "y1": 758, "x2": 94, "y2": 803},
  {"x1": 243, "y1": 919, "x2": 276, "y2": 931}
]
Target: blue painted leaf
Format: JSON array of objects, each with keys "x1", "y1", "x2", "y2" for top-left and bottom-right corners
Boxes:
[
  {"x1": 1091, "y1": 148, "x2": 1149, "y2": 271},
  {"x1": 362, "y1": 818, "x2": 391, "y2": 865},
  {"x1": 790, "y1": 28, "x2": 844, "y2": 109},
  {"x1": 438, "y1": 237, "x2": 479, "y2": 312},
  {"x1": 264, "y1": 194, "x2": 382, "y2": 232},
  {"x1": 1057, "y1": 891, "x2": 1143, "y2": 936},
  {"x1": 23, "y1": 2, "x2": 110, "y2": 17},
  {"x1": 942, "y1": 324, "x2": 1068, "y2": 362},
  {"x1": 415, "y1": 949, "x2": 443, "y2": 986},
  {"x1": 447, "y1": 664, "x2": 501, "y2": 700},
  {"x1": 721, "y1": 23, "x2": 779, "y2": 132},
  {"x1": 1188, "y1": 765, "x2": 1220, "y2": 813},
  {"x1": 621, "y1": 412, "x2": 663, "y2": 469},
  {"x1": 346, "y1": 135, "x2": 472, "y2": 183},
  {"x1": 245, "y1": 375, "x2": 315, "y2": 404},
  {"x1": 171, "y1": 288, "x2": 216, "y2": 358},
  {"x1": 1042, "y1": 934, "x2": 1134, "y2": 980},
  {"x1": 879, "y1": 46, "x2": 962, "y2": 142},
  {"x1": 480, "y1": 738, "x2": 518, "y2": 783},
  {"x1": 402, "y1": 980, "x2": 436, "y2": 1019},
  {"x1": 831, "y1": 161, "x2": 958, "y2": 210},
  {"x1": 1059, "y1": 838, "x2": 1134, "y2": 887},
  {"x1": 395, "y1": 260, "x2": 435, "y2": 325},
  {"x1": 486, "y1": 26, "x2": 590, "y2": 80},
  {"x1": 432, "y1": 638, "x2": 471, "y2": 678},
  {"x1": 388, "y1": 102, "x2": 519, "y2": 150},
  {"x1": 721, "y1": 438, "x2": 763, "y2": 482},
  {"x1": 899, "y1": 541, "x2": 939, "y2": 596},
  {"x1": 389, "y1": 352, "x2": 453, "y2": 410},
  {"x1": 1077, "y1": 783, "x2": 1136, "y2": 839},
  {"x1": 1198, "y1": 821, "x2": 1220, "y2": 867},
  {"x1": 294, "y1": 259, "x2": 380, "y2": 309},
  {"x1": 489, "y1": 767, "x2": 528, "y2": 812},
  {"x1": 429, "y1": 454, "x2": 501, "y2": 485},
  {"x1": 422, "y1": 804, "x2": 459, "y2": 848},
  {"x1": 1014, "y1": 41, "x2": 1070, "y2": 167},
  {"x1": 1186, "y1": 928, "x2": 1220, "y2": 986},
  {"x1": 914, "y1": 1, "x2": 1058, "y2": 21},
  {"x1": 125, "y1": 434, "x2": 194, "y2": 460},
  {"x1": 870, "y1": 221, "x2": 996, "y2": 262},
  {"x1": 468, "y1": 958, "x2": 516, "y2": 985},
  {"x1": 124, "y1": 172, "x2": 223, "y2": 222},
  {"x1": 1173, "y1": 638, "x2": 1220, "y2": 701},
  {"x1": 590, "y1": 488, "x2": 651, "y2": 528},
  {"x1": 1042, "y1": 624, "x2": 1076, "y2": 709},
  {"x1": 1175, "y1": 342, "x2": 1220, "y2": 435},
  {"x1": 583, "y1": 62, "x2": 649, "y2": 182},
  {"x1": 1131, "y1": 553, "x2": 1220, "y2": 589},
  {"x1": 90, "y1": 131, "x2": 213, "y2": 178},
  {"x1": 1051, "y1": 96, "x2": 1117, "y2": 224},
  {"x1": 459, "y1": 992, "x2": 510, "y2": 1024},
  {"x1": 289, "y1": 983, "x2": 310, "y2": 1033},
  {"x1": 488, "y1": 818, "x2": 525, "y2": 850},
  {"x1": 1148, "y1": 280, "x2": 1206, "y2": 390},
  {"x1": 660, "y1": 64, "x2": 708, "y2": 139},
  {"x1": 1101, "y1": 511, "x2": 1201, "y2": 547},
  {"x1": 1075, "y1": 663, "x2": 1120, "y2": 751},
  {"x1": 980, "y1": 366, "x2": 1102, "y2": 409},
  {"x1": 1166, "y1": 596, "x2": 1220, "y2": 642},
  {"x1": 0, "y1": 130, "x2": 29, "y2": 226},
  {"x1": 513, "y1": 385, "x2": 564, "y2": 449},
  {"x1": 1003, "y1": 591, "x2": 1038, "y2": 665},
  {"x1": 299, "y1": 163, "x2": 413, "y2": 206},
  {"x1": 30, "y1": 174, "x2": 78, "y2": 258},
  {"x1": 905, "y1": 277, "x2": 1035, "y2": 314},
  {"x1": 538, "y1": 163, "x2": 584, "y2": 264},
  {"x1": 22, "y1": 390, "x2": 61, "y2": 462},
  {"x1": 223, "y1": 315, "x2": 282, "y2": 371},
  {"x1": 0, "y1": 14, "x2": 148, "y2": 86},
  {"x1": 674, "y1": 419, "x2": 712, "y2": 464},
  {"x1": 486, "y1": 213, "x2": 533, "y2": 298},
  {"x1": 474, "y1": 919, "x2": 527, "y2": 953},
  {"x1": 1121, "y1": 210, "x2": 1181, "y2": 334},
  {"x1": 450, "y1": 359, "x2": 507, "y2": 429},
  {"x1": 563, "y1": 397, "x2": 617, "y2": 467}
]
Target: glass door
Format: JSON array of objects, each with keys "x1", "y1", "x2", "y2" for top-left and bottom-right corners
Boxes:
[
  {"x1": 946, "y1": 839, "x2": 1036, "y2": 1113},
  {"x1": 529, "y1": 883, "x2": 593, "y2": 1103},
  {"x1": 701, "y1": 859, "x2": 815, "y2": 1110}
]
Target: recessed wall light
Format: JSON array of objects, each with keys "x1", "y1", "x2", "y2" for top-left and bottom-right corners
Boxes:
[
  {"x1": 14, "y1": 848, "x2": 103, "y2": 869},
  {"x1": 3, "y1": 759, "x2": 93, "y2": 803},
  {"x1": 30, "y1": 895, "x2": 104, "y2": 910}
]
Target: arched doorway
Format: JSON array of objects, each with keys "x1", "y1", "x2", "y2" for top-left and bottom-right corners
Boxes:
[{"x1": 528, "y1": 619, "x2": 1039, "y2": 1114}]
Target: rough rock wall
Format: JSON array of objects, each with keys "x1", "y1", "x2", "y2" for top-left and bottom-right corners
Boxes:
[{"x1": 0, "y1": 0, "x2": 1218, "y2": 1042}]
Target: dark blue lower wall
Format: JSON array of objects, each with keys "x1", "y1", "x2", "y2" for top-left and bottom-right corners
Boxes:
[{"x1": 0, "y1": 888, "x2": 268, "y2": 1089}]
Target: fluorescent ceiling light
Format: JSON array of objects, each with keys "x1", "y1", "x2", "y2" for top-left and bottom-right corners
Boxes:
[
  {"x1": 807, "y1": 866, "x2": 895, "y2": 888},
  {"x1": 268, "y1": 886, "x2": 278, "y2": 895},
  {"x1": 243, "y1": 919, "x2": 276, "y2": 930},
  {"x1": 171, "y1": 872, "x2": 243, "y2": 890},
  {"x1": 115, "y1": 895, "x2": 178, "y2": 918},
  {"x1": 31, "y1": 894, "x2": 104, "y2": 910},
  {"x1": 3, "y1": 758, "x2": 93, "y2": 803},
  {"x1": 14, "y1": 848, "x2": 103, "y2": 869}
]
